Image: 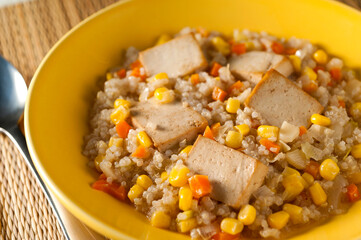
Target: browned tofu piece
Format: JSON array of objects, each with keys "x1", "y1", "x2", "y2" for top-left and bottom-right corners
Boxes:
[
  {"x1": 245, "y1": 69, "x2": 324, "y2": 128},
  {"x1": 130, "y1": 100, "x2": 208, "y2": 152},
  {"x1": 139, "y1": 34, "x2": 208, "y2": 78},
  {"x1": 185, "y1": 136, "x2": 268, "y2": 209},
  {"x1": 229, "y1": 51, "x2": 293, "y2": 84}
]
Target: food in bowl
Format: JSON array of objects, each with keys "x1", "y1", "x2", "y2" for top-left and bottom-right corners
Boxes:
[{"x1": 83, "y1": 27, "x2": 361, "y2": 239}]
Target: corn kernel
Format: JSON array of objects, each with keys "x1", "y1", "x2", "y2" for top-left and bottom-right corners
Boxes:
[
  {"x1": 226, "y1": 98, "x2": 241, "y2": 114},
  {"x1": 320, "y1": 159, "x2": 340, "y2": 181},
  {"x1": 313, "y1": 49, "x2": 328, "y2": 65},
  {"x1": 180, "y1": 145, "x2": 193, "y2": 155},
  {"x1": 110, "y1": 106, "x2": 130, "y2": 125},
  {"x1": 108, "y1": 137, "x2": 123, "y2": 148},
  {"x1": 234, "y1": 124, "x2": 250, "y2": 136},
  {"x1": 309, "y1": 182, "x2": 327, "y2": 205},
  {"x1": 234, "y1": 30, "x2": 247, "y2": 42},
  {"x1": 350, "y1": 102, "x2": 361, "y2": 119},
  {"x1": 156, "y1": 34, "x2": 172, "y2": 45},
  {"x1": 154, "y1": 87, "x2": 175, "y2": 104},
  {"x1": 220, "y1": 218, "x2": 244, "y2": 235},
  {"x1": 106, "y1": 72, "x2": 113, "y2": 80},
  {"x1": 94, "y1": 155, "x2": 104, "y2": 172},
  {"x1": 303, "y1": 67, "x2": 318, "y2": 81},
  {"x1": 153, "y1": 72, "x2": 169, "y2": 81},
  {"x1": 282, "y1": 174, "x2": 305, "y2": 201},
  {"x1": 137, "y1": 131, "x2": 153, "y2": 148},
  {"x1": 257, "y1": 125, "x2": 279, "y2": 139},
  {"x1": 267, "y1": 211, "x2": 290, "y2": 230},
  {"x1": 137, "y1": 175, "x2": 153, "y2": 190},
  {"x1": 244, "y1": 41, "x2": 255, "y2": 50},
  {"x1": 302, "y1": 172, "x2": 314, "y2": 188},
  {"x1": 211, "y1": 36, "x2": 230, "y2": 55},
  {"x1": 114, "y1": 99, "x2": 131, "y2": 109},
  {"x1": 151, "y1": 211, "x2": 171, "y2": 228},
  {"x1": 161, "y1": 171, "x2": 168, "y2": 182},
  {"x1": 310, "y1": 114, "x2": 331, "y2": 126},
  {"x1": 352, "y1": 144, "x2": 361, "y2": 159},
  {"x1": 169, "y1": 165, "x2": 190, "y2": 187},
  {"x1": 176, "y1": 210, "x2": 194, "y2": 222},
  {"x1": 349, "y1": 172, "x2": 361, "y2": 184},
  {"x1": 282, "y1": 204, "x2": 303, "y2": 224},
  {"x1": 289, "y1": 55, "x2": 301, "y2": 72},
  {"x1": 238, "y1": 205, "x2": 256, "y2": 225},
  {"x1": 179, "y1": 186, "x2": 193, "y2": 211},
  {"x1": 225, "y1": 131, "x2": 243, "y2": 149},
  {"x1": 128, "y1": 184, "x2": 144, "y2": 202},
  {"x1": 177, "y1": 218, "x2": 197, "y2": 233},
  {"x1": 282, "y1": 167, "x2": 301, "y2": 177}
]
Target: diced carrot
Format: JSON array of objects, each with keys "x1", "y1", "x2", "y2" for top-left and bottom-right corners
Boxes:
[
  {"x1": 284, "y1": 47, "x2": 297, "y2": 55},
  {"x1": 130, "y1": 67, "x2": 147, "y2": 81},
  {"x1": 259, "y1": 138, "x2": 280, "y2": 154},
  {"x1": 212, "y1": 232, "x2": 240, "y2": 240},
  {"x1": 330, "y1": 68, "x2": 342, "y2": 82},
  {"x1": 231, "y1": 43, "x2": 246, "y2": 55},
  {"x1": 271, "y1": 42, "x2": 284, "y2": 54},
  {"x1": 190, "y1": 73, "x2": 200, "y2": 85},
  {"x1": 117, "y1": 69, "x2": 126, "y2": 78},
  {"x1": 116, "y1": 120, "x2": 132, "y2": 138},
  {"x1": 210, "y1": 62, "x2": 222, "y2": 77},
  {"x1": 188, "y1": 175, "x2": 212, "y2": 199},
  {"x1": 228, "y1": 81, "x2": 244, "y2": 95},
  {"x1": 203, "y1": 126, "x2": 215, "y2": 140},
  {"x1": 313, "y1": 66, "x2": 326, "y2": 73},
  {"x1": 299, "y1": 126, "x2": 307, "y2": 136},
  {"x1": 212, "y1": 87, "x2": 228, "y2": 102},
  {"x1": 130, "y1": 59, "x2": 142, "y2": 69},
  {"x1": 99, "y1": 173, "x2": 107, "y2": 180},
  {"x1": 211, "y1": 122, "x2": 221, "y2": 135},
  {"x1": 305, "y1": 160, "x2": 321, "y2": 180},
  {"x1": 302, "y1": 82, "x2": 318, "y2": 93},
  {"x1": 92, "y1": 179, "x2": 127, "y2": 201},
  {"x1": 131, "y1": 146, "x2": 149, "y2": 158},
  {"x1": 338, "y1": 99, "x2": 346, "y2": 108},
  {"x1": 347, "y1": 183, "x2": 360, "y2": 202}
]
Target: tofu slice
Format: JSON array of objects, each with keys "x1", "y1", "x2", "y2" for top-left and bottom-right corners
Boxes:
[
  {"x1": 185, "y1": 136, "x2": 268, "y2": 209},
  {"x1": 245, "y1": 69, "x2": 324, "y2": 128},
  {"x1": 229, "y1": 51, "x2": 293, "y2": 84},
  {"x1": 139, "y1": 34, "x2": 208, "y2": 78},
  {"x1": 130, "y1": 100, "x2": 208, "y2": 152}
]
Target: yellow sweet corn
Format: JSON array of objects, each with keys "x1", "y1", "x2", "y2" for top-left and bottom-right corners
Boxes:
[
  {"x1": 180, "y1": 145, "x2": 193, "y2": 155},
  {"x1": 244, "y1": 41, "x2": 255, "y2": 50},
  {"x1": 220, "y1": 218, "x2": 244, "y2": 235},
  {"x1": 108, "y1": 137, "x2": 123, "y2": 148},
  {"x1": 282, "y1": 174, "x2": 305, "y2": 201},
  {"x1": 349, "y1": 172, "x2": 361, "y2": 184},
  {"x1": 282, "y1": 204, "x2": 303, "y2": 224},
  {"x1": 110, "y1": 106, "x2": 130, "y2": 125},
  {"x1": 257, "y1": 125, "x2": 279, "y2": 139},
  {"x1": 309, "y1": 182, "x2": 327, "y2": 205},
  {"x1": 282, "y1": 167, "x2": 301, "y2": 177},
  {"x1": 114, "y1": 99, "x2": 131, "y2": 109},
  {"x1": 319, "y1": 159, "x2": 340, "y2": 181},
  {"x1": 156, "y1": 34, "x2": 172, "y2": 45},
  {"x1": 152, "y1": 72, "x2": 169, "y2": 82},
  {"x1": 303, "y1": 66, "x2": 318, "y2": 81},
  {"x1": 234, "y1": 124, "x2": 250, "y2": 136},
  {"x1": 176, "y1": 210, "x2": 194, "y2": 222},
  {"x1": 154, "y1": 87, "x2": 175, "y2": 104},
  {"x1": 352, "y1": 144, "x2": 361, "y2": 159},
  {"x1": 350, "y1": 102, "x2": 361, "y2": 118},
  {"x1": 106, "y1": 72, "x2": 113, "y2": 80},
  {"x1": 313, "y1": 49, "x2": 328, "y2": 64},
  {"x1": 179, "y1": 186, "x2": 193, "y2": 211},
  {"x1": 289, "y1": 55, "x2": 301, "y2": 72},
  {"x1": 161, "y1": 171, "x2": 168, "y2": 182},
  {"x1": 310, "y1": 114, "x2": 331, "y2": 127},
  {"x1": 238, "y1": 204, "x2": 256, "y2": 225},
  {"x1": 169, "y1": 165, "x2": 190, "y2": 187},
  {"x1": 302, "y1": 172, "x2": 314, "y2": 188},
  {"x1": 136, "y1": 175, "x2": 153, "y2": 190},
  {"x1": 225, "y1": 131, "x2": 243, "y2": 149},
  {"x1": 151, "y1": 211, "x2": 171, "y2": 228},
  {"x1": 94, "y1": 155, "x2": 104, "y2": 172},
  {"x1": 128, "y1": 184, "x2": 144, "y2": 202},
  {"x1": 267, "y1": 211, "x2": 290, "y2": 230},
  {"x1": 137, "y1": 131, "x2": 153, "y2": 148},
  {"x1": 211, "y1": 36, "x2": 230, "y2": 55},
  {"x1": 226, "y1": 98, "x2": 241, "y2": 114},
  {"x1": 177, "y1": 218, "x2": 197, "y2": 233}
]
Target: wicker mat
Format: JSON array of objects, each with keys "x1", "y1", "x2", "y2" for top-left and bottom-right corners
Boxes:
[{"x1": 0, "y1": 0, "x2": 360, "y2": 240}]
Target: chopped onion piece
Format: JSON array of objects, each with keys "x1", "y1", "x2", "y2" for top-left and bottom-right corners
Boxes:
[
  {"x1": 301, "y1": 142, "x2": 323, "y2": 161},
  {"x1": 285, "y1": 149, "x2": 309, "y2": 169},
  {"x1": 279, "y1": 121, "x2": 299, "y2": 143}
]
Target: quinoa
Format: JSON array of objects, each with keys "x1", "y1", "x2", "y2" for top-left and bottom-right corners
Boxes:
[{"x1": 83, "y1": 27, "x2": 361, "y2": 239}]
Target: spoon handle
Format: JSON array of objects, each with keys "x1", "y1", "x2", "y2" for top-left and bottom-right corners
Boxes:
[{"x1": 2, "y1": 126, "x2": 106, "y2": 240}]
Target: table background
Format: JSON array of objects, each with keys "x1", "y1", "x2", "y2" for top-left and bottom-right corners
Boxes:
[{"x1": 0, "y1": 0, "x2": 360, "y2": 239}]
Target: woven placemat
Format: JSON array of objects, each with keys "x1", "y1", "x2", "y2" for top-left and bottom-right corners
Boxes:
[{"x1": 0, "y1": 0, "x2": 117, "y2": 239}]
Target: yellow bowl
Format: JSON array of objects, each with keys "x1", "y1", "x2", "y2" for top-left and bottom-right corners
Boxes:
[{"x1": 25, "y1": 0, "x2": 361, "y2": 239}]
